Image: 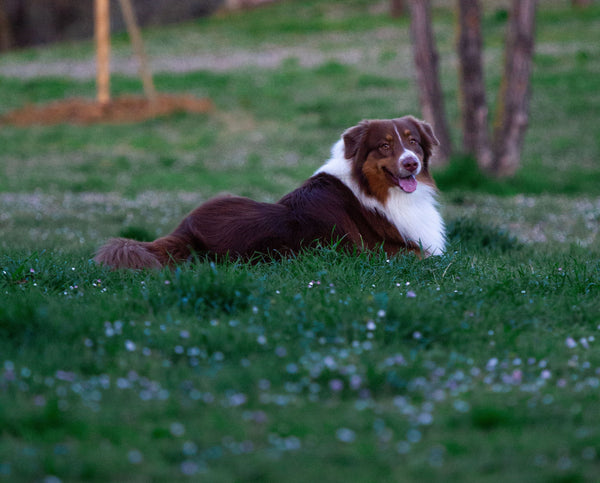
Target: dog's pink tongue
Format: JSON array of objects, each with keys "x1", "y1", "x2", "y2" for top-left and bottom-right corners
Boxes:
[{"x1": 398, "y1": 175, "x2": 417, "y2": 193}]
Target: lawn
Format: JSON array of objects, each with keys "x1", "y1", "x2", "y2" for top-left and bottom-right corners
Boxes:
[{"x1": 1, "y1": 1, "x2": 600, "y2": 481}]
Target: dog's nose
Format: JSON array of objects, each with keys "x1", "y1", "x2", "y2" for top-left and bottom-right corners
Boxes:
[{"x1": 402, "y1": 156, "x2": 419, "y2": 173}]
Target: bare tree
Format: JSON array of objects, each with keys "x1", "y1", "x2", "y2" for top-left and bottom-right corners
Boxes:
[
  {"x1": 456, "y1": 0, "x2": 492, "y2": 170},
  {"x1": 491, "y1": 0, "x2": 537, "y2": 176},
  {"x1": 407, "y1": 0, "x2": 452, "y2": 164},
  {"x1": 408, "y1": 0, "x2": 537, "y2": 177}
]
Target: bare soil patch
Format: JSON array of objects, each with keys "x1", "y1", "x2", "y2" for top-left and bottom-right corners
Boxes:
[{"x1": 1, "y1": 94, "x2": 213, "y2": 126}]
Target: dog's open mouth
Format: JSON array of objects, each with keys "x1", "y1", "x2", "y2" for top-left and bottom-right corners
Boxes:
[
  {"x1": 384, "y1": 168, "x2": 417, "y2": 193},
  {"x1": 397, "y1": 175, "x2": 417, "y2": 193}
]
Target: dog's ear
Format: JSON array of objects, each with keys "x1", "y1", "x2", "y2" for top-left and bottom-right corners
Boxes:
[
  {"x1": 408, "y1": 116, "x2": 439, "y2": 147},
  {"x1": 342, "y1": 120, "x2": 369, "y2": 160},
  {"x1": 406, "y1": 116, "x2": 439, "y2": 161}
]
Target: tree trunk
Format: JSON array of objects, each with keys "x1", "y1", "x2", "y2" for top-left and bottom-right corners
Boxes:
[
  {"x1": 390, "y1": 0, "x2": 406, "y2": 18},
  {"x1": 408, "y1": 0, "x2": 452, "y2": 165},
  {"x1": 491, "y1": 0, "x2": 537, "y2": 177},
  {"x1": 571, "y1": 0, "x2": 591, "y2": 7},
  {"x1": 456, "y1": 0, "x2": 493, "y2": 171}
]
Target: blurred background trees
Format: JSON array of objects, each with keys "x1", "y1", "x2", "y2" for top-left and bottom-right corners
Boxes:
[
  {"x1": 0, "y1": 0, "x2": 593, "y2": 178},
  {"x1": 0, "y1": 0, "x2": 222, "y2": 50},
  {"x1": 409, "y1": 0, "x2": 537, "y2": 177},
  {"x1": 0, "y1": 0, "x2": 286, "y2": 51}
]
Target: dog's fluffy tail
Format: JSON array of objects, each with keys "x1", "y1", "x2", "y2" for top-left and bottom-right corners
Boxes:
[{"x1": 94, "y1": 238, "x2": 164, "y2": 269}]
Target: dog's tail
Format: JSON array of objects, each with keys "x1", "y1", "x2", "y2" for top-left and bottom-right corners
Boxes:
[{"x1": 94, "y1": 238, "x2": 167, "y2": 269}]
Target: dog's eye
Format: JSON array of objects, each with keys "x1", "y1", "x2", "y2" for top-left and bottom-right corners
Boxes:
[
  {"x1": 379, "y1": 143, "x2": 391, "y2": 150},
  {"x1": 409, "y1": 139, "x2": 417, "y2": 145}
]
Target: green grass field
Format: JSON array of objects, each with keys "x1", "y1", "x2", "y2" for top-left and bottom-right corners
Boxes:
[{"x1": 1, "y1": 1, "x2": 600, "y2": 481}]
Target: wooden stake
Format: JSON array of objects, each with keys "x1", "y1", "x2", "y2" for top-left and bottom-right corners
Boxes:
[
  {"x1": 95, "y1": 0, "x2": 111, "y2": 104},
  {"x1": 118, "y1": 0, "x2": 157, "y2": 103}
]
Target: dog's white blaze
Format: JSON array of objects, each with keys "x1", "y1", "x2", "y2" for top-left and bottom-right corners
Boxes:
[
  {"x1": 316, "y1": 139, "x2": 446, "y2": 255},
  {"x1": 394, "y1": 124, "x2": 422, "y2": 176}
]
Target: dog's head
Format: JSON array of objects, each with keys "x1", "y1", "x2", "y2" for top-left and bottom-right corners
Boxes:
[{"x1": 342, "y1": 116, "x2": 439, "y2": 203}]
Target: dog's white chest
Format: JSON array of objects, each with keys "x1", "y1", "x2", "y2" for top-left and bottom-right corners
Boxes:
[
  {"x1": 383, "y1": 186, "x2": 446, "y2": 255},
  {"x1": 316, "y1": 140, "x2": 446, "y2": 255}
]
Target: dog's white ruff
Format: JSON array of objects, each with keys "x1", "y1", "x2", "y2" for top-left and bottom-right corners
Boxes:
[{"x1": 315, "y1": 140, "x2": 446, "y2": 255}]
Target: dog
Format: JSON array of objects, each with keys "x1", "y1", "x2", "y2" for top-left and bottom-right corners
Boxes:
[{"x1": 94, "y1": 116, "x2": 446, "y2": 269}]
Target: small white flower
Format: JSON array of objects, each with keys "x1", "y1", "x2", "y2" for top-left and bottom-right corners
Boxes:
[
  {"x1": 336, "y1": 428, "x2": 356, "y2": 443},
  {"x1": 170, "y1": 422, "x2": 185, "y2": 437},
  {"x1": 128, "y1": 449, "x2": 143, "y2": 464}
]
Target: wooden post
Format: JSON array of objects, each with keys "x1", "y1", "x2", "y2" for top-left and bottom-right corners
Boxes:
[
  {"x1": 118, "y1": 0, "x2": 157, "y2": 104},
  {"x1": 95, "y1": 0, "x2": 111, "y2": 105}
]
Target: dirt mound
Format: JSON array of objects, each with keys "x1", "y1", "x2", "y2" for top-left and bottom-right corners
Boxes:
[{"x1": 1, "y1": 94, "x2": 213, "y2": 126}]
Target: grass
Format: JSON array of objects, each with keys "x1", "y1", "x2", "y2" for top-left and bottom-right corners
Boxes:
[
  {"x1": 1, "y1": 0, "x2": 599, "y2": 481},
  {"x1": 2, "y1": 241, "x2": 600, "y2": 481}
]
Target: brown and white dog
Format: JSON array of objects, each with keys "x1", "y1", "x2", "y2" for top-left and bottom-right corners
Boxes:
[{"x1": 94, "y1": 116, "x2": 446, "y2": 269}]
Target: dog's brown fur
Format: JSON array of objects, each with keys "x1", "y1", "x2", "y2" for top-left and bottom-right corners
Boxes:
[{"x1": 95, "y1": 116, "x2": 444, "y2": 269}]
